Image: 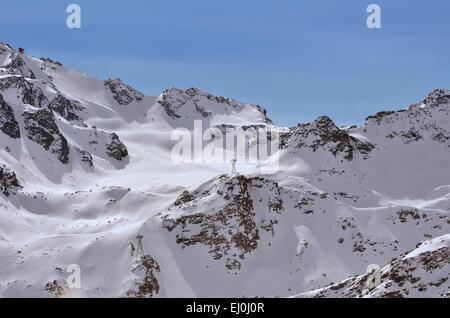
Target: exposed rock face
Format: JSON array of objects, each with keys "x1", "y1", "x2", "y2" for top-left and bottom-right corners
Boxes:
[
  {"x1": 106, "y1": 133, "x2": 128, "y2": 160},
  {"x1": 297, "y1": 235, "x2": 450, "y2": 298},
  {"x1": 0, "y1": 165, "x2": 22, "y2": 196},
  {"x1": 0, "y1": 47, "x2": 36, "y2": 79},
  {"x1": 0, "y1": 42, "x2": 13, "y2": 54},
  {"x1": 5, "y1": 55, "x2": 25, "y2": 72},
  {"x1": 0, "y1": 76, "x2": 48, "y2": 107},
  {"x1": 286, "y1": 116, "x2": 374, "y2": 160},
  {"x1": 1, "y1": 42, "x2": 450, "y2": 298},
  {"x1": 163, "y1": 175, "x2": 283, "y2": 271},
  {"x1": 158, "y1": 87, "x2": 273, "y2": 123},
  {"x1": 254, "y1": 105, "x2": 273, "y2": 125},
  {"x1": 76, "y1": 148, "x2": 93, "y2": 167},
  {"x1": 104, "y1": 78, "x2": 144, "y2": 106},
  {"x1": 214, "y1": 123, "x2": 268, "y2": 135},
  {"x1": 174, "y1": 190, "x2": 194, "y2": 206},
  {"x1": 365, "y1": 110, "x2": 398, "y2": 125},
  {"x1": 127, "y1": 255, "x2": 161, "y2": 298},
  {"x1": 194, "y1": 102, "x2": 211, "y2": 118},
  {"x1": 44, "y1": 280, "x2": 65, "y2": 298},
  {"x1": 5, "y1": 55, "x2": 35, "y2": 79},
  {"x1": 0, "y1": 50, "x2": 138, "y2": 169},
  {"x1": 363, "y1": 89, "x2": 450, "y2": 147},
  {"x1": 23, "y1": 109, "x2": 69, "y2": 164},
  {"x1": 158, "y1": 88, "x2": 182, "y2": 119},
  {"x1": 414, "y1": 88, "x2": 450, "y2": 112},
  {"x1": 0, "y1": 94, "x2": 20, "y2": 138},
  {"x1": 48, "y1": 94, "x2": 85, "y2": 124},
  {"x1": 39, "y1": 57, "x2": 62, "y2": 67}
]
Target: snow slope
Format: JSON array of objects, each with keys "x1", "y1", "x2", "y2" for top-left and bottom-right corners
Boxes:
[
  {"x1": 294, "y1": 234, "x2": 450, "y2": 298},
  {"x1": 0, "y1": 42, "x2": 449, "y2": 298}
]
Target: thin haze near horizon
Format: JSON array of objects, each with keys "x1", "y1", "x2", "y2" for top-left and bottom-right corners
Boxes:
[{"x1": 1, "y1": 0, "x2": 449, "y2": 127}]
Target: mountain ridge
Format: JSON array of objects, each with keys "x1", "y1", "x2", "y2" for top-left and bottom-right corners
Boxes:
[{"x1": 0, "y1": 42, "x2": 449, "y2": 298}]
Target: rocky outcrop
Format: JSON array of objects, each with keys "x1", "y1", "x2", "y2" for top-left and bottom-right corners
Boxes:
[
  {"x1": 287, "y1": 116, "x2": 374, "y2": 160},
  {"x1": 0, "y1": 76, "x2": 48, "y2": 107},
  {"x1": 75, "y1": 148, "x2": 93, "y2": 167},
  {"x1": 0, "y1": 94, "x2": 20, "y2": 138},
  {"x1": 23, "y1": 109, "x2": 69, "y2": 164},
  {"x1": 0, "y1": 42, "x2": 13, "y2": 54},
  {"x1": 104, "y1": 78, "x2": 143, "y2": 106},
  {"x1": 194, "y1": 102, "x2": 211, "y2": 118},
  {"x1": 48, "y1": 94, "x2": 85, "y2": 124},
  {"x1": 174, "y1": 190, "x2": 195, "y2": 206},
  {"x1": 1, "y1": 48, "x2": 36, "y2": 79},
  {"x1": 158, "y1": 87, "x2": 273, "y2": 123},
  {"x1": 0, "y1": 165, "x2": 22, "y2": 196},
  {"x1": 106, "y1": 133, "x2": 128, "y2": 161},
  {"x1": 417, "y1": 88, "x2": 450, "y2": 111},
  {"x1": 365, "y1": 111, "x2": 398, "y2": 125},
  {"x1": 363, "y1": 89, "x2": 450, "y2": 147},
  {"x1": 158, "y1": 88, "x2": 182, "y2": 119},
  {"x1": 163, "y1": 175, "x2": 283, "y2": 271},
  {"x1": 44, "y1": 280, "x2": 65, "y2": 298},
  {"x1": 297, "y1": 235, "x2": 450, "y2": 298},
  {"x1": 39, "y1": 57, "x2": 63, "y2": 67},
  {"x1": 127, "y1": 255, "x2": 161, "y2": 298}
]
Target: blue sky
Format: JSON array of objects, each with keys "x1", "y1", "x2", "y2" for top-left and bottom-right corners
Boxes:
[{"x1": 1, "y1": 0, "x2": 449, "y2": 126}]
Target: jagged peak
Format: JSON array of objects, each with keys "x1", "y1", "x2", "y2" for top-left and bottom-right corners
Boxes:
[
  {"x1": 104, "y1": 78, "x2": 144, "y2": 106},
  {"x1": 365, "y1": 88, "x2": 450, "y2": 126},
  {"x1": 291, "y1": 115, "x2": 340, "y2": 134},
  {"x1": 285, "y1": 115, "x2": 374, "y2": 160},
  {"x1": 105, "y1": 77, "x2": 125, "y2": 84},
  {"x1": 160, "y1": 86, "x2": 235, "y2": 109},
  {"x1": 417, "y1": 88, "x2": 450, "y2": 109},
  {"x1": 0, "y1": 42, "x2": 14, "y2": 54},
  {"x1": 158, "y1": 86, "x2": 273, "y2": 124},
  {"x1": 312, "y1": 115, "x2": 338, "y2": 130},
  {"x1": 162, "y1": 86, "x2": 224, "y2": 100}
]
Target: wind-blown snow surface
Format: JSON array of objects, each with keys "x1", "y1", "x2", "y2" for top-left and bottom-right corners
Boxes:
[
  {"x1": 0, "y1": 42, "x2": 449, "y2": 298},
  {"x1": 293, "y1": 234, "x2": 450, "y2": 298}
]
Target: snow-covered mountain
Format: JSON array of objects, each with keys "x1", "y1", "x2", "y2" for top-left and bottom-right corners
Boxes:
[
  {"x1": 0, "y1": 42, "x2": 448, "y2": 298},
  {"x1": 294, "y1": 234, "x2": 449, "y2": 298}
]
